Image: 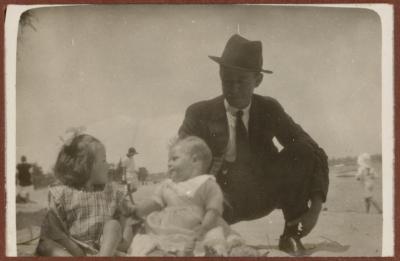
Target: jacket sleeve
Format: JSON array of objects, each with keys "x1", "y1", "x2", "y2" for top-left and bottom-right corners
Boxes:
[
  {"x1": 271, "y1": 98, "x2": 329, "y2": 202},
  {"x1": 178, "y1": 104, "x2": 204, "y2": 138}
]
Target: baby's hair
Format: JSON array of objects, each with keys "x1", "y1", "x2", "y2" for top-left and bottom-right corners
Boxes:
[
  {"x1": 170, "y1": 136, "x2": 212, "y2": 172},
  {"x1": 54, "y1": 134, "x2": 102, "y2": 189}
]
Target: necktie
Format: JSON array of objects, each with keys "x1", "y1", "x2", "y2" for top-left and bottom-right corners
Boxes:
[{"x1": 235, "y1": 110, "x2": 251, "y2": 163}]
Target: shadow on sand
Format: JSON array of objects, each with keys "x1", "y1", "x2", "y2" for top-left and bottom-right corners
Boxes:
[
  {"x1": 251, "y1": 237, "x2": 350, "y2": 257},
  {"x1": 304, "y1": 239, "x2": 351, "y2": 256}
]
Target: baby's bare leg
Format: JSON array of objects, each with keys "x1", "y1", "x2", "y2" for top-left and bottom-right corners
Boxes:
[{"x1": 98, "y1": 219, "x2": 122, "y2": 256}]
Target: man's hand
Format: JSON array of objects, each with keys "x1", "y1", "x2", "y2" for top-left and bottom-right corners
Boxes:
[{"x1": 287, "y1": 194, "x2": 323, "y2": 237}]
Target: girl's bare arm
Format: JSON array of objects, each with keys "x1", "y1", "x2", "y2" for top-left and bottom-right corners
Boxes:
[{"x1": 38, "y1": 211, "x2": 85, "y2": 256}]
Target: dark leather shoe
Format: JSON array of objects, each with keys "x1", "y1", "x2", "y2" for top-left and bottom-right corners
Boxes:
[{"x1": 279, "y1": 234, "x2": 306, "y2": 256}]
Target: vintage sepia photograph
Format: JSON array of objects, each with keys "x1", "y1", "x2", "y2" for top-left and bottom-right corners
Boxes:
[{"x1": 5, "y1": 4, "x2": 394, "y2": 257}]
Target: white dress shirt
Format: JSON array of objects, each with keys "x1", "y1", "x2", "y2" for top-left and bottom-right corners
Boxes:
[{"x1": 224, "y1": 99, "x2": 251, "y2": 162}]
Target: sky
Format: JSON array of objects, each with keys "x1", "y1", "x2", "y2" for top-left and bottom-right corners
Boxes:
[{"x1": 15, "y1": 5, "x2": 382, "y2": 173}]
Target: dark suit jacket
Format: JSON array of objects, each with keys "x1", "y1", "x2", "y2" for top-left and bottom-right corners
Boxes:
[{"x1": 179, "y1": 94, "x2": 329, "y2": 202}]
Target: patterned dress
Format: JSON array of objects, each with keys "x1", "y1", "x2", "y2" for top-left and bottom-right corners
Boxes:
[{"x1": 45, "y1": 182, "x2": 129, "y2": 253}]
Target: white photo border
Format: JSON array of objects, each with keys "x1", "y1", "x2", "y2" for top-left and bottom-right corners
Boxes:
[{"x1": 4, "y1": 3, "x2": 394, "y2": 256}]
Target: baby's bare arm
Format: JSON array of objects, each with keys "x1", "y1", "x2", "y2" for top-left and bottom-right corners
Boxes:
[
  {"x1": 196, "y1": 209, "x2": 220, "y2": 238},
  {"x1": 136, "y1": 200, "x2": 162, "y2": 218},
  {"x1": 196, "y1": 179, "x2": 225, "y2": 237}
]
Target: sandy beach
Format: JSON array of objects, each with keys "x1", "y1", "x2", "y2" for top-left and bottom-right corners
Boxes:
[
  {"x1": 15, "y1": 165, "x2": 383, "y2": 257},
  {"x1": 12, "y1": 5, "x2": 386, "y2": 257}
]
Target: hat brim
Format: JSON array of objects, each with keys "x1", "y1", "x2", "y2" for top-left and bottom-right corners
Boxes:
[{"x1": 209, "y1": 56, "x2": 273, "y2": 74}]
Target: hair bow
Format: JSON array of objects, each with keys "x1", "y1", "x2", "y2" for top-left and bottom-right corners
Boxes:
[{"x1": 59, "y1": 126, "x2": 87, "y2": 147}]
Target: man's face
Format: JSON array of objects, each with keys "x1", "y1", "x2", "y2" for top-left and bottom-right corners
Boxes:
[{"x1": 220, "y1": 66, "x2": 263, "y2": 109}]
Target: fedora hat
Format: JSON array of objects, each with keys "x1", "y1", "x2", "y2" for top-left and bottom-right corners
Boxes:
[{"x1": 209, "y1": 34, "x2": 273, "y2": 74}]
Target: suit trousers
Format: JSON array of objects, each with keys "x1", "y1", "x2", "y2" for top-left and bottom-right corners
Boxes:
[{"x1": 216, "y1": 142, "x2": 315, "y2": 225}]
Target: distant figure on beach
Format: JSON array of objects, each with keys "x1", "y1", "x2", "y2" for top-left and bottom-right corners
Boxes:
[
  {"x1": 16, "y1": 155, "x2": 33, "y2": 203},
  {"x1": 356, "y1": 153, "x2": 382, "y2": 214},
  {"x1": 122, "y1": 147, "x2": 140, "y2": 191},
  {"x1": 137, "y1": 167, "x2": 149, "y2": 186}
]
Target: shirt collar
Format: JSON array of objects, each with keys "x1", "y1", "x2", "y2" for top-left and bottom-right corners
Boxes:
[{"x1": 224, "y1": 99, "x2": 251, "y2": 117}]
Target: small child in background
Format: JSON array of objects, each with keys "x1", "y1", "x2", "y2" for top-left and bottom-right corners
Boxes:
[
  {"x1": 128, "y1": 136, "x2": 251, "y2": 256},
  {"x1": 36, "y1": 134, "x2": 135, "y2": 256},
  {"x1": 356, "y1": 153, "x2": 382, "y2": 214}
]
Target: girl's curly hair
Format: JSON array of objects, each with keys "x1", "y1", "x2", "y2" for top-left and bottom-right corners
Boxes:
[{"x1": 54, "y1": 134, "x2": 101, "y2": 189}]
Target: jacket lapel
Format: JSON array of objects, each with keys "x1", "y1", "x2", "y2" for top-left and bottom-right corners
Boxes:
[{"x1": 208, "y1": 96, "x2": 229, "y2": 155}]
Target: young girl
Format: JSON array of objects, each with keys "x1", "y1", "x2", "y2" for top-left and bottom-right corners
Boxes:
[
  {"x1": 355, "y1": 153, "x2": 382, "y2": 214},
  {"x1": 128, "y1": 136, "x2": 253, "y2": 256},
  {"x1": 36, "y1": 134, "x2": 135, "y2": 256}
]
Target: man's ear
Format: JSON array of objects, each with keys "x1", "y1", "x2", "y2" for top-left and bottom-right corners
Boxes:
[{"x1": 255, "y1": 73, "x2": 263, "y2": 88}]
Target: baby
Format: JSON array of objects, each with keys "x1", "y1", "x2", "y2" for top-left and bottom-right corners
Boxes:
[
  {"x1": 36, "y1": 134, "x2": 135, "y2": 256},
  {"x1": 128, "y1": 136, "x2": 248, "y2": 256}
]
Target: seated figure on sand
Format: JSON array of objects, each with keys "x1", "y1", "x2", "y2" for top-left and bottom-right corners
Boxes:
[
  {"x1": 36, "y1": 134, "x2": 135, "y2": 256},
  {"x1": 128, "y1": 136, "x2": 256, "y2": 256}
]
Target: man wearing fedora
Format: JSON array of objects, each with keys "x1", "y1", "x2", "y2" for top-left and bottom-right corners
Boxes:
[{"x1": 179, "y1": 34, "x2": 329, "y2": 255}]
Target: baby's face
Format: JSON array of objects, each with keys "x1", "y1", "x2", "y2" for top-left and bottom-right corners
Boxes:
[{"x1": 168, "y1": 145, "x2": 195, "y2": 182}]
